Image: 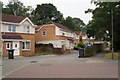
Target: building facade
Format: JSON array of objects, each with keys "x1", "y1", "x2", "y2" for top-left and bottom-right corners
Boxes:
[
  {"x1": 1, "y1": 14, "x2": 35, "y2": 57},
  {"x1": 35, "y1": 22, "x2": 79, "y2": 51}
]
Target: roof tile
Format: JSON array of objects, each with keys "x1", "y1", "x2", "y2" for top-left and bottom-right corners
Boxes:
[
  {"x1": 46, "y1": 22, "x2": 72, "y2": 31},
  {"x1": 2, "y1": 14, "x2": 26, "y2": 23}
]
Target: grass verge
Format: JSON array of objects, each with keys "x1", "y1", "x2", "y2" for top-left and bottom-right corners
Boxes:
[{"x1": 104, "y1": 52, "x2": 120, "y2": 59}]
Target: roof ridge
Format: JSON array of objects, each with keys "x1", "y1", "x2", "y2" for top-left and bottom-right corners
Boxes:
[
  {"x1": 46, "y1": 22, "x2": 72, "y2": 32},
  {"x1": 2, "y1": 14, "x2": 26, "y2": 18}
]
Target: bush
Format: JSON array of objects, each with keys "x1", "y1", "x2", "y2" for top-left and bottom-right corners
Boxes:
[
  {"x1": 85, "y1": 44, "x2": 104, "y2": 57},
  {"x1": 77, "y1": 42, "x2": 85, "y2": 48},
  {"x1": 85, "y1": 46, "x2": 96, "y2": 57}
]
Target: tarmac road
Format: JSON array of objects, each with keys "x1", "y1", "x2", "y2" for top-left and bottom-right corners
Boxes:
[{"x1": 1, "y1": 50, "x2": 118, "y2": 79}]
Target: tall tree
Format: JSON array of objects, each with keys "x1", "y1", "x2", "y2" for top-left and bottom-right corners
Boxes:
[
  {"x1": 86, "y1": 2, "x2": 120, "y2": 51},
  {"x1": 0, "y1": 1, "x2": 3, "y2": 14},
  {"x1": 2, "y1": 1, "x2": 30, "y2": 17},
  {"x1": 32, "y1": 3, "x2": 64, "y2": 25},
  {"x1": 61, "y1": 16, "x2": 86, "y2": 31}
]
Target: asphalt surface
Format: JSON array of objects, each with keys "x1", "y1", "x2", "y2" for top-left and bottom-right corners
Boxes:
[{"x1": 1, "y1": 49, "x2": 118, "y2": 78}]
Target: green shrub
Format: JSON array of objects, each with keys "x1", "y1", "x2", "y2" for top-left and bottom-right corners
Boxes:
[
  {"x1": 85, "y1": 44, "x2": 104, "y2": 57},
  {"x1": 77, "y1": 42, "x2": 85, "y2": 48},
  {"x1": 85, "y1": 46, "x2": 96, "y2": 57}
]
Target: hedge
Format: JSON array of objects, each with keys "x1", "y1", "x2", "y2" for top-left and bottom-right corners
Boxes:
[{"x1": 85, "y1": 44, "x2": 105, "y2": 57}]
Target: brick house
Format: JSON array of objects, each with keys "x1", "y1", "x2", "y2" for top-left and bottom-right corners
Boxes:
[
  {"x1": 35, "y1": 22, "x2": 77, "y2": 52},
  {"x1": 1, "y1": 14, "x2": 35, "y2": 57}
]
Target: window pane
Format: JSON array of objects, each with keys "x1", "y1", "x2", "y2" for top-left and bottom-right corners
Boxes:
[
  {"x1": 8, "y1": 26, "x2": 11, "y2": 32},
  {"x1": 23, "y1": 26, "x2": 26, "y2": 32},
  {"x1": 42, "y1": 31, "x2": 46, "y2": 36},
  {"x1": 6, "y1": 43, "x2": 10, "y2": 49},
  {"x1": 8, "y1": 25, "x2": 16, "y2": 32},
  {"x1": 23, "y1": 26, "x2": 29, "y2": 33},
  {"x1": 7, "y1": 43, "x2": 9, "y2": 48},
  {"x1": 26, "y1": 42, "x2": 30, "y2": 49},
  {"x1": 27, "y1": 26, "x2": 29, "y2": 33},
  {"x1": 15, "y1": 44, "x2": 17, "y2": 48},
  {"x1": 22, "y1": 42, "x2": 25, "y2": 49},
  {"x1": 12, "y1": 26, "x2": 16, "y2": 32}
]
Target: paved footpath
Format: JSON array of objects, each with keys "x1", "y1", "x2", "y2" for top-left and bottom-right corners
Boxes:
[{"x1": 1, "y1": 49, "x2": 118, "y2": 79}]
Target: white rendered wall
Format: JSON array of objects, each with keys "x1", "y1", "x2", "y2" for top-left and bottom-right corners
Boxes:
[{"x1": 1, "y1": 20, "x2": 35, "y2": 34}]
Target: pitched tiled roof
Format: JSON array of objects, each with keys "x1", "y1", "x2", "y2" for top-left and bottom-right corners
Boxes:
[
  {"x1": 35, "y1": 26, "x2": 42, "y2": 30},
  {"x1": 46, "y1": 22, "x2": 72, "y2": 32},
  {"x1": 2, "y1": 14, "x2": 26, "y2": 23},
  {"x1": 2, "y1": 34, "x2": 23, "y2": 39},
  {"x1": 74, "y1": 31, "x2": 81, "y2": 35}
]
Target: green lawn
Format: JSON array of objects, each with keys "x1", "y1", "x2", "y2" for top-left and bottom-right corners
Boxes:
[{"x1": 104, "y1": 52, "x2": 120, "y2": 59}]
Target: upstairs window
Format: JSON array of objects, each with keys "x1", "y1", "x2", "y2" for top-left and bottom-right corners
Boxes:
[
  {"x1": 42, "y1": 30, "x2": 46, "y2": 36},
  {"x1": 23, "y1": 26, "x2": 30, "y2": 33},
  {"x1": 8, "y1": 25, "x2": 16, "y2": 32}
]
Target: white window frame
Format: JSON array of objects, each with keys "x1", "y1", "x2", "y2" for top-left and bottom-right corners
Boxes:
[
  {"x1": 8, "y1": 25, "x2": 16, "y2": 32},
  {"x1": 23, "y1": 26, "x2": 30, "y2": 33},
  {"x1": 22, "y1": 41, "x2": 30, "y2": 50},
  {"x1": 6, "y1": 42, "x2": 11, "y2": 49},
  {"x1": 42, "y1": 30, "x2": 46, "y2": 36}
]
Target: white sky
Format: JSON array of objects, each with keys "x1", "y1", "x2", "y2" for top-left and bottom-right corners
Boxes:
[{"x1": 1, "y1": 0, "x2": 96, "y2": 24}]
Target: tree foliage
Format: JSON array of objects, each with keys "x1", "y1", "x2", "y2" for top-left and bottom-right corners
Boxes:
[
  {"x1": 31, "y1": 3, "x2": 86, "y2": 31},
  {"x1": 0, "y1": 1, "x2": 3, "y2": 13},
  {"x1": 2, "y1": 1, "x2": 86, "y2": 32},
  {"x1": 61, "y1": 16, "x2": 86, "y2": 31},
  {"x1": 2, "y1": 1, "x2": 31, "y2": 17},
  {"x1": 31, "y1": 3, "x2": 64, "y2": 25},
  {"x1": 86, "y1": 2, "x2": 120, "y2": 51}
]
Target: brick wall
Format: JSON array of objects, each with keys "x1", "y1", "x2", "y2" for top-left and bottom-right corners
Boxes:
[
  {"x1": 35, "y1": 25, "x2": 66, "y2": 44},
  {"x1": 21, "y1": 34, "x2": 35, "y2": 56},
  {"x1": 2, "y1": 32, "x2": 35, "y2": 57}
]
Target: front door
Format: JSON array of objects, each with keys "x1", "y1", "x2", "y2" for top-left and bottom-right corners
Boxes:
[{"x1": 13, "y1": 41, "x2": 20, "y2": 56}]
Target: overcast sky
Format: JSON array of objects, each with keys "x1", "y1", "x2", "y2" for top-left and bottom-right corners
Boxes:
[{"x1": 2, "y1": 0, "x2": 96, "y2": 24}]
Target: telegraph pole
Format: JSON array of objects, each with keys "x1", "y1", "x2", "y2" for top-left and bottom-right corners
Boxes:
[{"x1": 111, "y1": 9, "x2": 114, "y2": 59}]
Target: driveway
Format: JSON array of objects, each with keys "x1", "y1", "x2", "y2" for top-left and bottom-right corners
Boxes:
[{"x1": 1, "y1": 50, "x2": 118, "y2": 79}]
